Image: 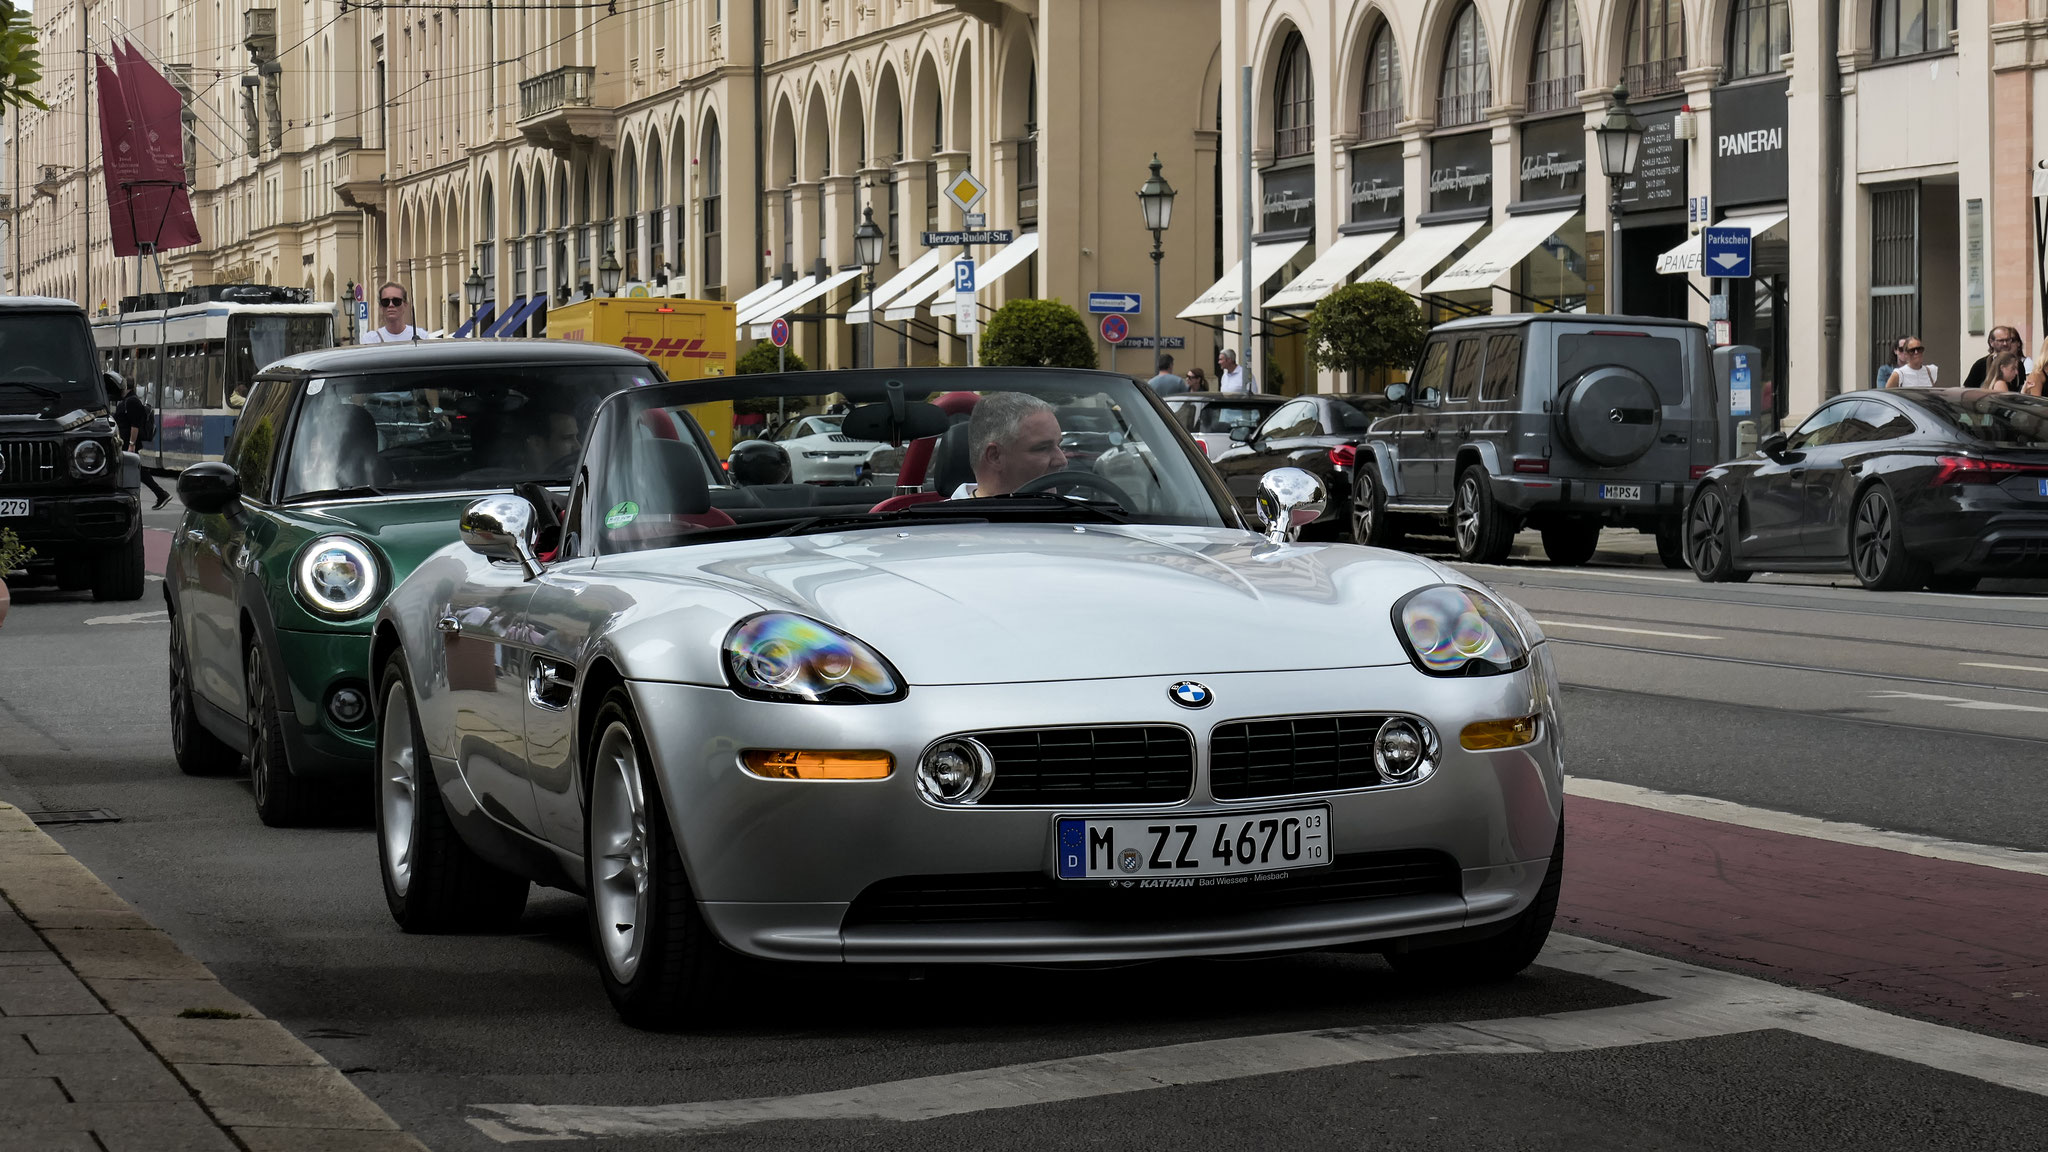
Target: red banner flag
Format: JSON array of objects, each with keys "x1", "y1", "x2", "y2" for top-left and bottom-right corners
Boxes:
[
  {"x1": 93, "y1": 55, "x2": 142, "y2": 257},
  {"x1": 97, "y1": 43, "x2": 202, "y2": 256}
]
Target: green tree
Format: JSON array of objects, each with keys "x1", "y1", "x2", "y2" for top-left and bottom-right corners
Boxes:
[
  {"x1": 978, "y1": 298, "x2": 1097, "y2": 369},
  {"x1": 0, "y1": 3, "x2": 47, "y2": 113},
  {"x1": 1305, "y1": 281, "x2": 1427, "y2": 388},
  {"x1": 0, "y1": 527, "x2": 34, "y2": 573},
  {"x1": 735, "y1": 340, "x2": 808, "y2": 375}
]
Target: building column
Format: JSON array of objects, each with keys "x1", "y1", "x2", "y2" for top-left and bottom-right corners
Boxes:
[{"x1": 820, "y1": 173, "x2": 858, "y2": 368}]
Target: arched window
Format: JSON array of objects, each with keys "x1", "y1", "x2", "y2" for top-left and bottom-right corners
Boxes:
[
  {"x1": 1527, "y1": 0, "x2": 1582, "y2": 114},
  {"x1": 1876, "y1": 0, "x2": 1952, "y2": 61},
  {"x1": 1437, "y1": 3, "x2": 1491, "y2": 127},
  {"x1": 1726, "y1": 0, "x2": 1790, "y2": 79},
  {"x1": 702, "y1": 116, "x2": 724, "y2": 291},
  {"x1": 1359, "y1": 22, "x2": 1401, "y2": 141},
  {"x1": 1624, "y1": 0, "x2": 1685, "y2": 97},
  {"x1": 1272, "y1": 31, "x2": 1314, "y2": 159}
]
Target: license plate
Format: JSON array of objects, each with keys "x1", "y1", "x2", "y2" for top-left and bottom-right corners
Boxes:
[
  {"x1": 0, "y1": 499, "x2": 28, "y2": 517},
  {"x1": 2039, "y1": 478, "x2": 2048, "y2": 497},
  {"x1": 1599, "y1": 484, "x2": 1644, "y2": 501},
  {"x1": 1056, "y1": 807, "x2": 1329, "y2": 880}
]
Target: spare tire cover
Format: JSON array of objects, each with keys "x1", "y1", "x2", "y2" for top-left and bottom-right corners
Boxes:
[{"x1": 1558, "y1": 367, "x2": 1662, "y2": 467}]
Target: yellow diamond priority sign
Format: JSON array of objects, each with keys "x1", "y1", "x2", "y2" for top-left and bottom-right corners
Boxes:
[{"x1": 944, "y1": 170, "x2": 988, "y2": 215}]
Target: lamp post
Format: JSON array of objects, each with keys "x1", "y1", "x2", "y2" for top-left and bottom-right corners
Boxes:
[
  {"x1": 597, "y1": 248, "x2": 623, "y2": 298},
  {"x1": 853, "y1": 204, "x2": 886, "y2": 369},
  {"x1": 1594, "y1": 84, "x2": 1645, "y2": 316},
  {"x1": 463, "y1": 266, "x2": 485, "y2": 336},
  {"x1": 1136, "y1": 154, "x2": 1178, "y2": 370}
]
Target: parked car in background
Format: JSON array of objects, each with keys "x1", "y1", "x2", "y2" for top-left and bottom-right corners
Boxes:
[
  {"x1": 1352, "y1": 314, "x2": 1719, "y2": 566},
  {"x1": 1687, "y1": 388, "x2": 2048, "y2": 591},
  {"x1": 1208, "y1": 393, "x2": 1401, "y2": 539},
  {"x1": 771, "y1": 413, "x2": 889, "y2": 484},
  {"x1": 1163, "y1": 393, "x2": 1285, "y2": 459}
]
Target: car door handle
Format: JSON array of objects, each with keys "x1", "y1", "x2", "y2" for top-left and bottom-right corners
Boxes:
[
  {"x1": 528, "y1": 658, "x2": 575, "y2": 711},
  {"x1": 185, "y1": 529, "x2": 205, "y2": 544},
  {"x1": 1790, "y1": 468, "x2": 1806, "y2": 478},
  {"x1": 436, "y1": 615, "x2": 460, "y2": 634}
]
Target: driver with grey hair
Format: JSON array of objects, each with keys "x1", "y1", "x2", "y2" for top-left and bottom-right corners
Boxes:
[{"x1": 952, "y1": 391, "x2": 1069, "y2": 498}]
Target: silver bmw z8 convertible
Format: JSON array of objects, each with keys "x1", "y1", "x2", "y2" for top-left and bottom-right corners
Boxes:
[{"x1": 368, "y1": 368, "x2": 1564, "y2": 1028}]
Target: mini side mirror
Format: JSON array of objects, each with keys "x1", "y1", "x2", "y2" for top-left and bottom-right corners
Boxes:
[
  {"x1": 460, "y1": 495, "x2": 542, "y2": 579},
  {"x1": 1759, "y1": 431, "x2": 1790, "y2": 460},
  {"x1": 1228, "y1": 422, "x2": 1257, "y2": 444},
  {"x1": 1254, "y1": 467, "x2": 1328, "y2": 545},
  {"x1": 176, "y1": 462, "x2": 241, "y2": 516}
]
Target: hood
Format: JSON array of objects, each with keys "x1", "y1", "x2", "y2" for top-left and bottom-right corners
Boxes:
[
  {"x1": 271, "y1": 493, "x2": 483, "y2": 579},
  {"x1": 629, "y1": 523, "x2": 1444, "y2": 685}
]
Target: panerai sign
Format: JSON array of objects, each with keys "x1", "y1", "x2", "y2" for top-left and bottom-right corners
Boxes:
[
  {"x1": 1710, "y1": 79, "x2": 1789, "y2": 206},
  {"x1": 1718, "y1": 125, "x2": 1784, "y2": 158}
]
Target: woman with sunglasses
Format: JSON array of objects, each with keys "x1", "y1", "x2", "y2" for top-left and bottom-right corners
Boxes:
[
  {"x1": 364, "y1": 282, "x2": 420, "y2": 343},
  {"x1": 1883, "y1": 337, "x2": 1938, "y2": 388}
]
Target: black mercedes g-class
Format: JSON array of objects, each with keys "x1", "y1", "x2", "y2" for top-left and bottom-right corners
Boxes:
[{"x1": 0, "y1": 296, "x2": 146, "y2": 600}]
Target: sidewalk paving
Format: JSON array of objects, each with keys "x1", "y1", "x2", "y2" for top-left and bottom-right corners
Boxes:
[{"x1": 0, "y1": 801, "x2": 429, "y2": 1152}]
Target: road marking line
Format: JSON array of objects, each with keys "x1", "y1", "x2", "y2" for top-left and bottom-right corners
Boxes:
[
  {"x1": 1535, "y1": 620, "x2": 1720, "y2": 641},
  {"x1": 1963, "y1": 661, "x2": 2048, "y2": 675},
  {"x1": 1870, "y1": 689, "x2": 2048, "y2": 714},
  {"x1": 464, "y1": 936, "x2": 2048, "y2": 1143},
  {"x1": 1456, "y1": 563, "x2": 1689, "y2": 583},
  {"x1": 83, "y1": 609, "x2": 169, "y2": 626},
  {"x1": 1565, "y1": 777, "x2": 2048, "y2": 878}
]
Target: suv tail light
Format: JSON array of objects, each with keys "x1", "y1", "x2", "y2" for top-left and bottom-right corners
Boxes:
[
  {"x1": 1328, "y1": 444, "x2": 1357, "y2": 468},
  {"x1": 1689, "y1": 465, "x2": 1713, "y2": 480},
  {"x1": 1511, "y1": 457, "x2": 1549, "y2": 474},
  {"x1": 1931, "y1": 456, "x2": 2041, "y2": 485}
]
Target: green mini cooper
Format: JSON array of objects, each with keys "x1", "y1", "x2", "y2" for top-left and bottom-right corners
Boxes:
[{"x1": 167, "y1": 340, "x2": 684, "y2": 825}]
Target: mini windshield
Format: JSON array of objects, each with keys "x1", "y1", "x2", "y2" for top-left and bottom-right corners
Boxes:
[
  {"x1": 573, "y1": 369, "x2": 1235, "y2": 556},
  {"x1": 280, "y1": 366, "x2": 658, "y2": 500},
  {"x1": 0, "y1": 314, "x2": 103, "y2": 415},
  {"x1": 1908, "y1": 392, "x2": 2048, "y2": 450}
]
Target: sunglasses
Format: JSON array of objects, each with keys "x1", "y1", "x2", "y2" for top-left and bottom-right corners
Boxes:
[
  {"x1": 1905, "y1": 346, "x2": 1925, "y2": 354},
  {"x1": 381, "y1": 296, "x2": 405, "y2": 306}
]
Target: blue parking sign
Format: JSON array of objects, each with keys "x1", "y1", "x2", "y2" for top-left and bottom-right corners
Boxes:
[{"x1": 954, "y1": 257, "x2": 976, "y2": 293}]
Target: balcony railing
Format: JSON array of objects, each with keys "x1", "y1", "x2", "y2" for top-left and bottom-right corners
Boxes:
[
  {"x1": 520, "y1": 65, "x2": 596, "y2": 121},
  {"x1": 1525, "y1": 76, "x2": 1581, "y2": 116},
  {"x1": 1622, "y1": 58, "x2": 1683, "y2": 98},
  {"x1": 1436, "y1": 91, "x2": 1488, "y2": 128},
  {"x1": 1357, "y1": 108, "x2": 1398, "y2": 142}
]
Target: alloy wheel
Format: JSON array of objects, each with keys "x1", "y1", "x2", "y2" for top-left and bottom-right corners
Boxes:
[
  {"x1": 591, "y1": 720, "x2": 652, "y2": 984},
  {"x1": 1454, "y1": 477, "x2": 1482, "y2": 555},
  {"x1": 379, "y1": 682, "x2": 419, "y2": 897},
  {"x1": 246, "y1": 657, "x2": 270, "y2": 809},
  {"x1": 1352, "y1": 473, "x2": 1378, "y2": 543},
  {"x1": 1853, "y1": 492, "x2": 1891, "y2": 584},
  {"x1": 169, "y1": 628, "x2": 191, "y2": 755},
  {"x1": 1690, "y1": 490, "x2": 1725, "y2": 572}
]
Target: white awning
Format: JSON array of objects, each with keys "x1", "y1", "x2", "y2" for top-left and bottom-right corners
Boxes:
[
  {"x1": 1177, "y1": 238, "x2": 1310, "y2": 318},
  {"x1": 735, "y1": 275, "x2": 819, "y2": 326},
  {"x1": 1356, "y1": 219, "x2": 1486, "y2": 294},
  {"x1": 905, "y1": 232, "x2": 1043, "y2": 311},
  {"x1": 747, "y1": 268, "x2": 864, "y2": 337},
  {"x1": 1655, "y1": 211, "x2": 1789, "y2": 276},
  {"x1": 884, "y1": 265, "x2": 961, "y2": 322},
  {"x1": 1423, "y1": 209, "x2": 1580, "y2": 295},
  {"x1": 1265, "y1": 230, "x2": 1401, "y2": 310},
  {"x1": 847, "y1": 247, "x2": 957, "y2": 325},
  {"x1": 730, "y1": 278, "x2": 785, "y2": 315}
]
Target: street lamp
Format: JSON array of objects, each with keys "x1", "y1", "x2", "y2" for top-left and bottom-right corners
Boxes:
[
  {"x1": 597, "y1": 248, "x2": 623, "y2": 298},
  {"x1": 463, "y1": 266, "x2": 485, "y2": 336},
  {"x1": 1136, "y1": 154, "x2": 1177, "y2": 371},
  {"x1": 853, "y1": 204, "x2": 886, "y2": 368},
  {"x1": 1594, "y1": 84, "x2": 1644, "y2": 315}
]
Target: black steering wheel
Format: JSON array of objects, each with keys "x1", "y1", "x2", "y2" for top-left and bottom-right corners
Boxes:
[{"x1": 1012, "y1": 469, "x2": 1136, "y2": 509}]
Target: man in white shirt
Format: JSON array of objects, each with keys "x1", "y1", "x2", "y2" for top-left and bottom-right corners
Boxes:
[
  {"x1": 1216, "y1": 349, "x2": 1258, "y2": 394},
  {"x1": 949, "y1": 392, "x2": 1069, "y2": 498},
  {"x1": 364, "y1": 282, "x2": 420, "y2": 343}
]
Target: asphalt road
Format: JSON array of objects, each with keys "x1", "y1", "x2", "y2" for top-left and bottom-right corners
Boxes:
[{"x1": 2, "y1": 510, "x2": 2045, "y2": 1150}]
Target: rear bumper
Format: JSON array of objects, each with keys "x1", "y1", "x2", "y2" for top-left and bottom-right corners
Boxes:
[
  {"x1": 6, "y1": 490, "x2": 139, "y2": 552},
  {"x1": 1912, "y1": 514, "x2": 2048, "y2": 576},
  {"x1": 1491, "y1": 474, "x2": 1692, "y2": 522}
]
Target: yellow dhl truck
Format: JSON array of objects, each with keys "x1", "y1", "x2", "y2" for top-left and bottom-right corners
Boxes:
[{"x1": 544, "y1": 297, "x2": 741, "y2": 458}]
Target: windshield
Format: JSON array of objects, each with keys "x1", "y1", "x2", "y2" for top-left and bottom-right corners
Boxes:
[
  {"x1": 1908, "y1": 392, "x2": 2048, "y2": 449},
  {"x1": 280, "y1": 366, "x2": 659, "y2": 500},
  {"x1": 235, "y1": 314, "x2": 335, "y2": 380},
  {"x1": 575, "y1": 369, "x2": 1235, "y2": 556},
  {"x1": 0, "y1": 313, "x2": 103, "y2": 415},
  {"x1": 1331, "y1": 397, "x2": 1396, "y2": 432},
  {"x1": 1188, "y1": 401, "x2": 1278, "y2": 434}
]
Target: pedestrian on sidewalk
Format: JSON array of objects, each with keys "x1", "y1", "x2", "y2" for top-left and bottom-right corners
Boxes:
[
  {"x1": 1147, "y1": 354, "x2": 1188, "y2": 396},
  {"x1": 1185, "y1": 367, "x2": 1209, "y2": 391},
  {"x1": 1876, "y1": 337, "x2": 1906, "y2": 390},
  {"x1": 364, "y1": 282, "x2": 422, "y2": 343},
  {"x1": 1984, "y1": 352, "x2": 2027, "y2": 393},
  {"x1": 114, "y1": 381, "x2": 170, "y2": 510},
  {"x1": 1961, "y1": 326, "x2": 2032, "y2": 390},
  {"x1": 1884, "y1": 338, "x2": 1939, "y2": 388},
  {"x1": 1217, "y1": 349, "x2": 1258, "y2": 394},
  {"x1": 2024, "y1": 340, "x2": 2048, "y2": 396}
]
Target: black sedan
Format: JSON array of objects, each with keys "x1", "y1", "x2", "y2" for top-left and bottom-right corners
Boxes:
[
  {"x1": 1686, "y1": 388, "x2": 2048, "y2": 591},
  {"x1": 1209, "y1": 393, "x2": 1401, "y2": 540}
]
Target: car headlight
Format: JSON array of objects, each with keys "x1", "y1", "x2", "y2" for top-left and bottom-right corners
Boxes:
[
  {"x1": 1392, "y1": 584, "x2": 1528, "y2": 677},
  {"x1": 723, "y1": 612, "x2": 904, "y2": 704},
  {"x1": 71, "y1": 439, "x2": 108, "y2": 476},
  {"x1": 294, "y1": 535, "x2": 382, "y2": 618}
]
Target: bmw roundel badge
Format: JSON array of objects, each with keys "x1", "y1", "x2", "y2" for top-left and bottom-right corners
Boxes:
[{"x1": 1168, "y1": 680, "x2": 1212, "y2": 709}]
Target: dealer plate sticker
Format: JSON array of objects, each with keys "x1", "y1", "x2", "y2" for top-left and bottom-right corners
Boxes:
[
  {"x1": 0, "y1": 499, "x2": 28, "y2": 517},
  {"x1": 1056, "y1": 807, "x2": 1328, "y2": 880},
  {"x1": 1599, "y1": 484, "x2": 1643, "y2": 501}
]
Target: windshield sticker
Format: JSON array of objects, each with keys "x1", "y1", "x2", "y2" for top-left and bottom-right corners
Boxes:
[
  {"x1": 306, "y1": 379, "x2": 325, "y2": 395},
  {"x1": 604, "y1": 500, "x2": 639, "y2": 530}
]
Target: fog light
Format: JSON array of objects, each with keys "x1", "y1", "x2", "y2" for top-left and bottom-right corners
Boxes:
[
  {"x1": 916, "y1": 738, "x2": 994, "y2": 805},
  {"x1": 1461, "y1": 715, "x2": 1540, "y2": 751},
  {"x1": 1374, "y1": 718, "x2": 1438, "y2": 783},
  {"x1": 327, "y1": 685, "x2": 369, "y2": 728},
  {"x1": 741, "y1": 749, "x2": 893, "y2": 780}
]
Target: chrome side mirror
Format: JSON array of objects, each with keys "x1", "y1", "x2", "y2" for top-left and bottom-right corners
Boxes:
[
  {"x1": 1254, "y1": 467, "x2": 1327, "y2": 545},
  {"x1": 461, "y1": 495, "x2": 542, "y2": 579}
]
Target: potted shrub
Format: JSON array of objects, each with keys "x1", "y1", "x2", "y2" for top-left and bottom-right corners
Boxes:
[
  {"x1": 978, "y1": 299, "x2": 1097, "y2": 369},
  {"x1": 1305, "y1": 281, "x2": 1428, "y2": 392},
  {"x1": 0, "y1": 528, "x2": 32, "y2": 629}
]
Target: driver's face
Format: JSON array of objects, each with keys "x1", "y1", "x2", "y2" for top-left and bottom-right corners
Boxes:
[
  {"x1": 525, "y1": 412, "x2": 581, "y2": 471},
  {"x1": 979, "y1": 410, "x2": 1067, "y2": 496}
]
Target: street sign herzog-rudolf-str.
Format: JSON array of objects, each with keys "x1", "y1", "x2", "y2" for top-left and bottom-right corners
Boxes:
[{"x1": 921, "y1": 229, "x2": 1015, "y2": 247}]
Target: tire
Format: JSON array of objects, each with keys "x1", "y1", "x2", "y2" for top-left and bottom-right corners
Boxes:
[
  {"x1": 1451, "y1": 466, "x2": 1515, "y2": 564},
  {"x1": 1349, "y1": 468, "x2": 1403, "y2": 549},
  {"x1": 91, "y1": 532, "x2": 146, "y2": 602},
  {"x1": 587, "y1": 688, "x2": 736, "y2": 1030},
  {"x1": 1924, "y1": 573, "x2": 1981, "y2": 594},
  {"x1": 168, "y1": 617, "x2": 237, "y2": 776},
  {"x1": 55, "y1": 554, "x2": 92, "y2": 592},
  {"x1": 1540, "y1": 520, "x2": 1601, "y2": 567},
  {"x1": 1686, "y1": 485, "x2": 1751, "y2": 584},
  {"x1": 1850, "y1": 484, "x2": 1927, "y2": 592},
  {"x1": 375, "y1": 654, "x2": 529, "y2": 933},
  {"x1": 1387, "y1": 819, "x2": 1563, "y2": 983},
  {"x1": 1653, "y1": 520, "x2": 1687, "y2": 569},
  {"x1": 245, "y1": 639, "x2": 318, "y2": 827}
]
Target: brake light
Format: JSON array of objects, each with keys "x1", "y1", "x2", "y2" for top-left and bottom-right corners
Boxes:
[
  {"x1": 1329, "y1": 444, "x2": 1357, "y2": 468},
  {"x1": 1512, "y1": 457, "x2": 1549, "y2": 474},
  {"x1": 1931, "y1": 456, "x2": 2039, "y2": 485},
  {"x1": 1690, "y1": 465, "x2": 1713, "y2": 480}
]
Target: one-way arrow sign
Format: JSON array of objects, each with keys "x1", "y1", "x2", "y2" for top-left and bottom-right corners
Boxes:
[{"x1": 1088, "y1": 292, "x2": 1142, "y2": 314}]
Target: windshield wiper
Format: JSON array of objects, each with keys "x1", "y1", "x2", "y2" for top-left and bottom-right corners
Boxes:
[
  {"x1": 287, "y1": 485, "x2": 386, "y2": 503},
  {"x1": 905, "y1": 494, "x2": 1134, "y2": 524}
]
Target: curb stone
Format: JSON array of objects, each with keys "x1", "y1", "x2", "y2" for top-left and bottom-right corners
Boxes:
[{"x1": 0, "y1": 801, "x2": 431, "y2": 1151}]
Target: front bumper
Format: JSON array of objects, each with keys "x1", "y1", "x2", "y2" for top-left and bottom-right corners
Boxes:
[
  {"x1": 5, "y1": 490, "x2": 138, "y2": 551},
  {"x1": 1491, "y1": 474, "x2": 1692, "y2": 522},
  {"x1": 271, "y1": 626, "x2": 377, "y2": 777},
  {"x1": 630, "y1": 659, "x2": 1563, "y2": 964}
]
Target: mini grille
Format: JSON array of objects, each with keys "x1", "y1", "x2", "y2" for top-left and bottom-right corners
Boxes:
[
  {"x1": 969, "y1": 725, "x2": 1193, "y2": 806},
  {"x1": 1209, "y1": 714, "x2": 1392, "y2": 800},
  {"x1": 0, "y1": 439, "x2": 61, "y2": 486}
]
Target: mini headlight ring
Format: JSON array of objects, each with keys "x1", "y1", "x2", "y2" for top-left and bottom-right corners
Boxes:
[
  {"x1": 1391, "y1": 584, "x2": 1530, "y2": 677},
  {"x1": 294, "y1": 535, "x2": 382, "y2": 618}
]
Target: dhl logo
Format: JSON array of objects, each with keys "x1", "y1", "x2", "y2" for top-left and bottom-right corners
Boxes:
[{"x1": 620, "y1": 336, "x2": 727, "y2": 360}]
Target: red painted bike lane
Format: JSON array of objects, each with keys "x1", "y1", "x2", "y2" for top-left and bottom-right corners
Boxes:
[
  {"x1": 1560, "y1": 796, "x2": 2048, "y2": 1043},
  {"x1": 143, "y1": 526, "x2": 171, "y2": 576}
]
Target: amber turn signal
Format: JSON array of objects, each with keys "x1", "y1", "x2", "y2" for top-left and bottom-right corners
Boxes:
[
  {"x1": 1459, "y1": 715, "x2": 1540, "y2": 751},
  {"x1": 741, "y1": 749, "x2": 894, "y2": 780}
]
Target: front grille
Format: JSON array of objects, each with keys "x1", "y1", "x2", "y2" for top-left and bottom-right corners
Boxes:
[
  {"x1": 970, "y1": 725, "x2": 1193, "y2": 806},
  {"x1": 843, "y1": 850, "x2": 1461, "y2": 928},
  {"x1": 0, "y1": 439, "x2": 62, "y2": 487},
  {"x1": 1210, "y1": 714, "x2": 1391, "y2": 800}
]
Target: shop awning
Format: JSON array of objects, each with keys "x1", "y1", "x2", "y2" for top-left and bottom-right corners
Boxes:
[
  {"x1": 480, "y1": 298, "x2": 523, "y2": 337},
  {"x1": 903, "y1": 232, "x2": 1044, "y2": 313},
  {"x1": 1177, "y1": 238, "x2": 1310, "y2": 319},
  {"x1": 847, "y1": 248, "x2": 957, "y2": 325},
  {"x1": 1423, "y1": 209, "x2": 1580, "y2": 295},
  {"x1": 487, "y1": 295, "x2": 545, "y2": 337},
  {"x1": 1655, "y1": 211, "x2": 1789, "y2": 276},
  {"x1": 452, "y1": 301, "x2": 495, "y2": 338},
  {"x1": 884, "y1": 264, "x2": 962, "y2": 322},
  {"x1": 730, "y1": 278, "x2": 786, "y2": 316},
  {"x1": 1266, "y1": 230, "x2": 1401, "y2": 310},
  {"x1": 746, "y1": 268, "x2": 864, "y2": 337},
  {"x1": 735, "y1": 275, "x2": 820, "y2": 326},
  {"x1": 1356, "y1": 219, "x2": 1485, "y2": 294}
]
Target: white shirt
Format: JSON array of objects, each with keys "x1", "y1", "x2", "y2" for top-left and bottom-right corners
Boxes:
[
  {"x1": 365, "y1": 325, "x2": 420, "y2": 344},
  {"x1": 1218, "y1": 365, "x2": 1256, "y2": 394},
  {"x1": 950, "y1": 482, "x2": 979, "y2": 499},
  {"x1": 1890, "y1": 364, "x2": 1938, "y2": 388}
]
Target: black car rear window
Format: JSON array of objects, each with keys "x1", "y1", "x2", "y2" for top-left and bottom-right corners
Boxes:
[
  {"x1": 1906, "y1": 392, "x2": 2048, "y2": 449},
  {"x1": 1193, "y1": 402, "x2": 1278, "y2": 433},
  {"x1": 1558, "y1": 331, "x2": 1686, "y2": 407}
]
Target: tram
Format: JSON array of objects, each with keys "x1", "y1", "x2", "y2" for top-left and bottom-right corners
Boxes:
[{"x1": 91, "y1": 286, "x2": 341, "y2": 469}]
